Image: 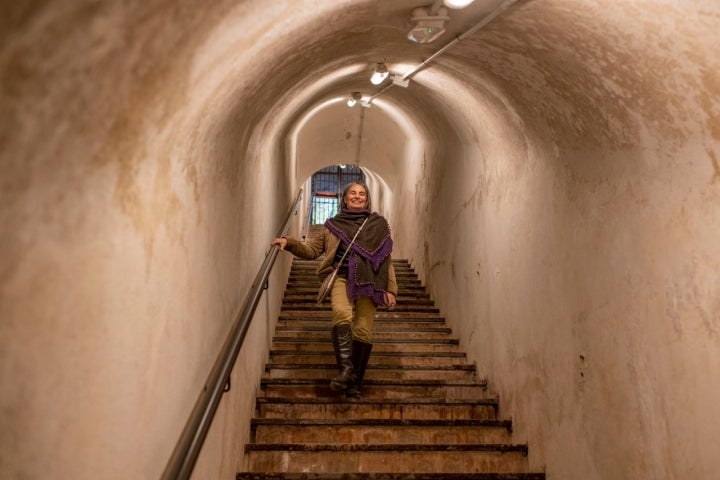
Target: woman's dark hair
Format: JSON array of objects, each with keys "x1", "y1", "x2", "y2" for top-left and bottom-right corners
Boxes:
[{"x1": 341, "y1": 181, "x2": 372, "y2": 211}]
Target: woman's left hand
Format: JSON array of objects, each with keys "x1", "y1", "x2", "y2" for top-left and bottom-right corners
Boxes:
[{"x1": 384, "y1": 292, "x2": 396, "y2": 310}]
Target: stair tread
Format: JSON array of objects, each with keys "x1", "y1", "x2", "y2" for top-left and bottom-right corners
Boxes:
[
  {"x1": 261, "y1": 378, "x2": 487, "y2": 387},
  {"x1": 272, "y1": 338, "x2": 459, "y2": 344},
  {"x1": 275, "y1": 326, "x2": 450, "y2": 332},
  {"x1": 256, "y1": 397, "x2": 498, "y2": 405},
  {"x1": 280, "y1": 311, "x2": 445, "y2": 318},
  {"x1": 269, "y1": 350, "x2": 466, "y2": 357},
  {"x1": 251, "y1": 418, "x2": 510, "y2": 427},
  {"x1": 238, "y1": 474, "x2": 544, "y2": 479},
  {"x1": 265, "y1": 363, "x2": 476, "y2": 370},
  {"x1": 246, "y1": 443, "x2": 528, "y2": 452}
]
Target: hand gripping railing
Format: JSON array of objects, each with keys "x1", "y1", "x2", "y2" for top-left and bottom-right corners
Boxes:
[{"x1": 161, "y1": 189, "x2": 304, "y2": 480}]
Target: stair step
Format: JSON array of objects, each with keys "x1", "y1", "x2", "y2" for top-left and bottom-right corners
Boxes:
[
  {"x1": 274, "y1": 330, "x2": 453, "y2": 341},
  {"x1": 255, "y1": 397, "x2": 499, "y2": 420},
  {"x1": 238, "y1": 474, "x2": 545, "y2": 480},
  {"x1": 264, "y1": 365, "x2": 477, "y2": 381},
  {"x1": 279, "y1": 311, "x2": 445, "y2": 319},
  {"x1": 270, "y1": 342, "x2": 460, "y2": 354},
  {"x1": 288, "y1": 275, "x2": 420, "y2": 282},
  {"x1": 279, "y1": 315, "x2": 445, "y2": 324},
  {"x1": 264, "y1": 370, "x2": 477, "y2": 382},
  {"x1": 289, "y1": 279, "x2": 423, "y2": 287},
  {"x1": 287, "y1": 280, "x2": 419, "y2": 285},
  {"x1": 282, "y1": 304, "x2": 439, "y2": 313},
  {"x1": 285, "y1": 285, "x2": 427, "y2": 293},
  {"x1": 245, "y1": 444, "x2": 529, "y2": 473},
  {"x1": 269, "y1": 351, "x2": 467, "y2": 366},
  {"x1": 289, "y1": 267, "x2": 416, "y2": 272},
  {"x1": 260, "y1": 378, "x2": 488, "y2": 400},
  {"x1": 284, "y1": 294, "x2": 433, "y2": 303},
  {"x1": 251, "y1": 418, "x2": 512, "y2": 444},
  {"x1": 276, "y1": 320, "x2": 447, "y2": 329}
]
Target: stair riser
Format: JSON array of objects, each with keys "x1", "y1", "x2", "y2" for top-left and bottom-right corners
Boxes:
[
  {"x1": 260, "y1": 384, "x2": 489, "y2": 400},
  {"x1": 285, "y1": 297, "x2": 435, "y2": 305},
  {"x1": 288, "y1": 282, "x2": 420, "y2": 288},
  {"x1": 264, "y1": 369, "x2": 476, "y2": 381},
  {"x1": 290, "y1": 272, "x2": 418, "y2": 276},
  {"x1": 270, "y1": 343, "x2": 460, "y2": 353},
  {"x1": 283, "y1": 305, "x2": 439, "y2": 313},
  {"x1": 276, "y1": 320, "x2": 445, "y2": 329},
  {"x1": 280, "y1": 312, "x2": 445, "y2": 319},
  {"x1": 288, "y1": 271, "x2": 418, "y2": 277},
  {"x1": 289, "y1": 271, "x2": 418, "y2": 277},
  {"x1": 273, "y1": 331, "x2": 452, "y2": 341},
  {"x1": 237, "y1": 474, "x2": 545, "y2": 480},
  {"x1": 290, "y1": 266, "x2": 414, "y2": 271},
  {"x1": 256, "y1": 403, "x2": 497, "y2": 420},
  {"x1": 286, "y1": 282, "x2": 421, "y2": 288},
  {"x1": 268, "y1": 354, "x2": 467, "y2": 366},
  {"x1": 246, "y1": 451, "x2": 528, "y2": 473},
  {"x1": 284, "y1": 288, "x2": 427, "y2": 295},
  {"x1": 252, "y1": 425, "x2": 511, "y2": 444}
]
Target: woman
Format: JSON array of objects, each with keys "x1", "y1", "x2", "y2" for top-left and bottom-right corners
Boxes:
[{"x1": 271, "y1": 182, "x2": 397, "y2": 397}]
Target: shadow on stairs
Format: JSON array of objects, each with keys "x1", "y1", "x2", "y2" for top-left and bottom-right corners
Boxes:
[{"x1": 236, "y1": 258, "x2": 545, "y2": 480}]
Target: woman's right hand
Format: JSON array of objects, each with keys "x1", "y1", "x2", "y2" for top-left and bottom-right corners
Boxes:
[{"x1": 271, "y1": 237, "x2": 288, "y2": 250}]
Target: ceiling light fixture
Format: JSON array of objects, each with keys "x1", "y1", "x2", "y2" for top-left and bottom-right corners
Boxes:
[
  {"x1": 370, "y1": 63, "x2": 390, "y2": 85},
  {"x1": 346, "y1": 91, "x2": 362, "y2": 107},
  {"x1": 406, "y1": 6, "x2": 449, "y2": 44},
  {"x1": 443, "y1": 0, "x2": 475, "y2": 8},
  {"x1": 368, "y1": 0, "x2": 519, "y2": 106}
]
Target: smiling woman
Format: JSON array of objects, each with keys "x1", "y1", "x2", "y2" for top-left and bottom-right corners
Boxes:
[{"x1": 271, "y1": 181, "x2": 397, "y2": 397}]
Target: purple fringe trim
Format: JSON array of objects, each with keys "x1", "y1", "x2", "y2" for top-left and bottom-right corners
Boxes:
[{"x1": 325, "y1": 215, "x2": 393, "y2": 270}]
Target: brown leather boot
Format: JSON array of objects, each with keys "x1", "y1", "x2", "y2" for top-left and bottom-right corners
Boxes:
[
  {"x1": 330, "y1": 324, "x2": 354, "y2": 391},
  {"x1": 346, "y1": 340, "x2": 373, "y2": 398}
]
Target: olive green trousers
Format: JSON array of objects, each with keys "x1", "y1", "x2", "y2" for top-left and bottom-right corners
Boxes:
[{"x1": 330, "y1": 277, "x2": 376, "y2": 344}]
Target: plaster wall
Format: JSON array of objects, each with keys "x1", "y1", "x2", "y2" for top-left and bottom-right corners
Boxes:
[
  {"x1": 0, "y1": 1, "x2": 304, "y2": 478},
  {"x1": 391, "y1": 2, "x2": 720, "y2": 478}
]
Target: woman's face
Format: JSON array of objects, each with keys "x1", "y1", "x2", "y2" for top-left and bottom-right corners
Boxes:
[{"x1": 344, "y1": 184, "x2": 368, "y2": 211}]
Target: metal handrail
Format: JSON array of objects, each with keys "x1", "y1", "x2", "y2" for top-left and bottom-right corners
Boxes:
[{"x1": 161, "y1": 188, "x2": 304, "y2": 480}]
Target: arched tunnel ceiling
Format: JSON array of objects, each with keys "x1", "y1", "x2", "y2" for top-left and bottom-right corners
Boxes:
[
  {"x1": 2, "y1": 0, "x2": 718, "y2": 202},
  {"x1": 232, "y1": 0, "x2": 719, "y2": 193}
]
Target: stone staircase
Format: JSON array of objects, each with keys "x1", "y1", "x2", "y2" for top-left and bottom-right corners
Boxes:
[{"x1": 236, "y1": 251, "x2": 545, "y2": 479}]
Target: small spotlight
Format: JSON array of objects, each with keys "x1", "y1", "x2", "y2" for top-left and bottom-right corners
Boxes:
[
  {"x1": 407, "y1": 7, "x2": 449, "y2": 44},
  {"x1": 370, "y1": 63, "x2": 390, "y2": 85},
  {"x1": 444, "y1": 0, "x2": 475, "y2": 8},
  {"x1": 346, "y1": 91, "x2": 362, "y2": 107}
]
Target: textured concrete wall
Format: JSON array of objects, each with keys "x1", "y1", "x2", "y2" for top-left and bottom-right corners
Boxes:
[
  {"x1": 0, "y1": 1, "x2": 303, "y2": 478},
  {"x1": 1, "y1": 0, "x2": 718, "y2": 479},
  {"x1": 393, "y1": 2, "x2": 720, "y2": 479}
]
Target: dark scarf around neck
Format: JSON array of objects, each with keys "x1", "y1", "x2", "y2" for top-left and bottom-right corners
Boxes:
[{"x1": 325, "y1": 209, "x2": 393, "y2": 305}]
